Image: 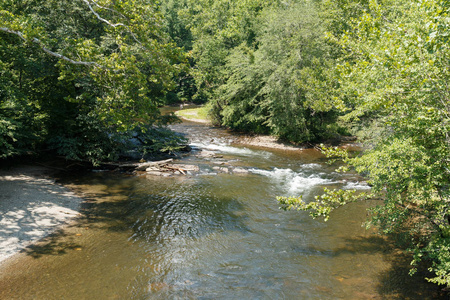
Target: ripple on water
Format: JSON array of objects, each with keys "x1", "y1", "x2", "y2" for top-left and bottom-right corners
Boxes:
[
  {"x1": 249, "y1": 167, "x2": 337, "y2": 196},
  {"x1": 0, "y1": 121, "x2": 447, "y2": 300}
]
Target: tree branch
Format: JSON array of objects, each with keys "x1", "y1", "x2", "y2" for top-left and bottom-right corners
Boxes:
[
  {"x1": 90, "y1": 0, "x2": 129, "y2": 21},
  {"x1": 81, "y1": 0, "x2": 143, "y2": 46},
  {"x1": 0, "y1": 27, "x2": 104, "y2": 68}
]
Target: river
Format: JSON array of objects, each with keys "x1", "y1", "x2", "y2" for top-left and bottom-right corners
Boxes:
[{"x1": 0, "y1": 118, "x2": 445, "y2": 299}]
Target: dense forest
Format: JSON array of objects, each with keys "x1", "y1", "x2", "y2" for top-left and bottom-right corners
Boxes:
[{"x1": 1, "y1": 0, "x2": 450, "y2": 289}]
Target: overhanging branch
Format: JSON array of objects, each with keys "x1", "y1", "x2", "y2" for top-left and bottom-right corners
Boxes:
[
  {"x1": 90, "y1": 0, "x2": 129, "y2": 21},
  {"x1": 82, "y1": 0, "x2": 143, "y2": 46},
  {"x1": 0, "y1": 27, "x2": 104, "y2": 68}
]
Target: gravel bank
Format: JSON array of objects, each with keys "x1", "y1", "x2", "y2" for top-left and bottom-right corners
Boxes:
[{"x1": 0, "y1": 165, "x2": 82, "y2": 264}]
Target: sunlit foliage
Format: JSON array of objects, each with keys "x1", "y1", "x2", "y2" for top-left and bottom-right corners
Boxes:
[
  {"x1": 280, "y1": 0, "x2": 450, "y2": 287},
  {"x1": 0, "y1": 0, "x2": 186, "y2": 163}
]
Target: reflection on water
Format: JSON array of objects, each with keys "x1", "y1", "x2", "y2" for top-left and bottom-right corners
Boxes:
[{"x1": 0, "y1": 120, "x2": 447, "y2": 299}]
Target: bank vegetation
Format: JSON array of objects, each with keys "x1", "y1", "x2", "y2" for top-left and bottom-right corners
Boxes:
[{"x1": 1, "y1": 0, "x2": 449, "y2": 289}]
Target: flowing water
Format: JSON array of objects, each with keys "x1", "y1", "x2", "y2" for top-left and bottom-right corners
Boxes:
[{"x1": 0, "y1": 118, "x2": 446, "y2": 299}]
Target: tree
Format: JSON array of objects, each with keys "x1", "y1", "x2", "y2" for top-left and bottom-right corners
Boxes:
[
  {"x1": 158, "y1": 0, "x2": 198, "y2": 104},
  {"x1": 279, "y1": 0, "x2": 450, "y2": 287},
  {"x1": 211, "y1": 0, "x2": 344, "y2": 142},
  {"x1": 0, "y1": 0, "x2": 187, "y2": 163},
  {"x1": 179, "y1": 0, "x2": 276, "y2": 101}
]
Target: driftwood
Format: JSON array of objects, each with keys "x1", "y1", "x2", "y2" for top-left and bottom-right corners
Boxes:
[
  {"x1": 96, "y1": 159, "x2": 200, "y2": 176},
  {"x1": 145, "y1": 163, "x2": 199, "y2": 176},
  {"x1": 162, "y1": 165, "x2": 186, "y2": 175},
  {"x1": 135, "y1": 159, "x2": 173, "y2": 171},
  {"x1": 166, "y1": 164, "x2": 199, "y2": 171},
  {"x1": 99, "y1": 159, "x2": 173, "y2": 170}
]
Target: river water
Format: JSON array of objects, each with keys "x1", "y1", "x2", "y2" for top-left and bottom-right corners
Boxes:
[{"x1": 0, "y1": 118, "x2": 446, "y2": 299}]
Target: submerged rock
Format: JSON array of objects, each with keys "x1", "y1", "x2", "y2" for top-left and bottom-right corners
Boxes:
[
  {"x1": 197, "y1": 150, "x2": 223, "y2": 158},
  {"x1": 232, "y1": 167, "x2": 249, "y2": 174},
  {"x1": 146, "y1": 171, "x2": 172, "y2": 177},
  {"x1": 212, "y1": 166, "x2": 230, "y2": 173}
]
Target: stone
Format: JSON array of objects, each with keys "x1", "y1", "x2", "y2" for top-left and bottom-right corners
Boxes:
[{"x1": 233, "y1": 167, "x2": 249, "y2": 174}]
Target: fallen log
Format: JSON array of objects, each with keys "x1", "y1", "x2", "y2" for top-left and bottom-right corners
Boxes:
[
  {"x1": 168, "y1": 164, "x2": 200, "y2": 171},
  {"x1": 135, "y1": 159, "x2": 173, "y2": 171},
  {"x1": 163, "y1": 165, "x2": 187, "y2": 175},
  {"x1": 97, "y1": 159, "x2": 174, "y2": 170}
]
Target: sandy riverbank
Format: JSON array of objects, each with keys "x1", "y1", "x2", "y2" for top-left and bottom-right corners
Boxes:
[
  {"x1": 0, "y1": 165, "x2": 82, "y2": 264},
  {"x1": 233, "y1": 134, "x2": 307, "y2": 151}
]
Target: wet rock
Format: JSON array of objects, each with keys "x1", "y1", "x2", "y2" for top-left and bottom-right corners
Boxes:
[
  {"x1": 232, "y1": 167, "x2": 249, "y2": 174},
  {"x1": 198, "y1": 150, "x2": 223, "y2": 158},
  {"x1": 146, "y1": 171, "x2": 171, "y2": 177},
  {"x1": 179, "y1": 145, "x2": 192, "y2": 152},
  {"x1": 198, "y1": 150, "x2": 214, "y2": 157},
  {"x1": 171, "y1": 164, "x2": 199, "y2": 172},
  {"x1": 199, "y1": 172, "x2": 218, "y2": 176},
  {"x1": 145, "y1": 167, "x2": 159, "y2": 172},
  {"x1": 213, "y1": 166, "x2": 230, "y2": 173}
]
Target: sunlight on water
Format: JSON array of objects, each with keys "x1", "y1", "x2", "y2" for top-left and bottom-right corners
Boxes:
[
  {"x1": 191, "y1": 142, "x2": 273, "y2": 158},
  {"x1": 0, "y1": 120, "x2": 446, "y2": 300},
  {"x1": 249, "y1": 167, "x2": 335, "y2": 195}
]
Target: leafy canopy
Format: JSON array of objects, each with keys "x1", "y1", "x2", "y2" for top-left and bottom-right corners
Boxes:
[
  {"x1": 279, "y1": 0, "x2": 450, "y2": 286},
  {"x1": 0, "y1": 0, "x2": 187, "y2": 163}
]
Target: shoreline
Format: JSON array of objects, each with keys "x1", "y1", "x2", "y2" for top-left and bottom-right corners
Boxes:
[
  {"x1": 0, "y1": 165, "x2": 83, "y2": 265},
  {"x1": 177, "y1": 115, "x2": 212, "y2": 125},
  {"x1": 0, "y1": 125, "x2": 356, "y2": 266},
  {"x1": 233, "y1": 134, "x2": 307, "y2": 151},
  {"x1": 176, "y1": 111, "x2": 358, "y2": 151}
]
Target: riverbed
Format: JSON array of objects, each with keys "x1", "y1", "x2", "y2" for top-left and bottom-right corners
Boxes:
[{"x1": 0, "y1": 119, "x2": 445, "y2": 299}]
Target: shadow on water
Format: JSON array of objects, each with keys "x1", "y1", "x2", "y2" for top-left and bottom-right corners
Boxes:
[
  {"x1": 13, "y1": 168, "x2": 449, "y2": 299},
  {"x1": 376, "y1": 248, "x2": 448, "y2": 299},
  {"x1": 338, "y1": 235, "x2": 448, "y2": 299},
  {"x1": 289, "y1": 235, "x2": 390, "y2": 257},
  {"x1": 4, "y1": 122, "x2": 450, "y2": 299},
  {"x1": 21, "y1": 229, "x2": 82, "y2": 259},
  {"x1": 290, "y1": 234, "x2": 448, "y2": 299},
  {"x1": 21, "y1": 170, "x2": 250, "y2": 259}
]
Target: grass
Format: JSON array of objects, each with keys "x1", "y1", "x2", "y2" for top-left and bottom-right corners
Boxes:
[{"x1": 175, "y1": 106, "x2": 210, "y2": 123}]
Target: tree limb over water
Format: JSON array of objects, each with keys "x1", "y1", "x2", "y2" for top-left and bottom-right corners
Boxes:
[{"x1": 0, "y1": 27, "x2": 104, "y2": 68}]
